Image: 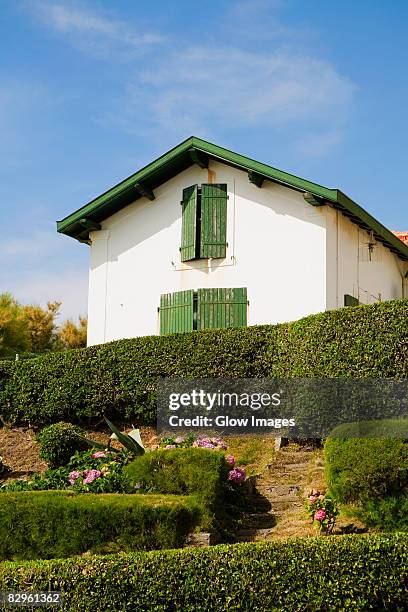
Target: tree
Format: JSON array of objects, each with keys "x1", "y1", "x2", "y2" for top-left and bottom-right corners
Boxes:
[
  {"x1": 0, "y1": 293, "x2": 29, "y2": 358},
  {"x1": 23, "y1": 301, "x2": 61, "y2": 353},
  {"x1": 58, "y1": 317, "x2": 87, "y2": 349}
]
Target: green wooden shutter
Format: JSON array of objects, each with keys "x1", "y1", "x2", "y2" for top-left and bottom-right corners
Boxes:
[
  {"x1": 344, "y1": 294, "x2": 359, "y2": 307},
  {"x1": 160, "y1": 290, "x2": 194, "y2": 334},
  {"x1": 180, "y1": 185, "x2": 198, "y2": 261},
  {"x1": 197, "y1": 287, "x2": 247, "y2": 330},
  {"x1": 200, "y1": 184, "x2": 227, "y2": 259}
]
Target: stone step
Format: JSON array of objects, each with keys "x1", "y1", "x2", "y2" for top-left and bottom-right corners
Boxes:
[
  {"x1": 242, "y1": 512, "x2": 276, "y2": 528},
  {"x1": 235, "y1": 528, "x2": 276, "y2": 542},
  {"x1": 255, "y1": 484, "x2": 300, "y2": 499}
]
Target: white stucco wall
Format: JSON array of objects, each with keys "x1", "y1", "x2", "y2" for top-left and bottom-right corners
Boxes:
[
  {"x1": 87, "y1": 161, "x2": 328, "y2": 344},
  {"x1": 325, "y1": 206, "x2": 406, "y2": 310}
]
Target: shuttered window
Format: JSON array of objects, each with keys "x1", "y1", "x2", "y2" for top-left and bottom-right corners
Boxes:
[
  {"x1": 180, "y1": 183, "x2": 227, "y2": 261},
  {"x1": 159, "y1": 290, "x2": 194, "y2": 335},
  {"x1": 159, "y1": 287, "x2": 247, "y2": 334},
  {"x1": 180, "y1": 185, "x2": 198, "y2": 262},
  {"x1": 197, "y1": 288, "x2": 247, "y2": 330},
  {"x1": 344, "y1": 294, "x2": 359, "y2": 307},
  {"x1": 200, "y1": 184, "x2": 227, "y2": 259}
]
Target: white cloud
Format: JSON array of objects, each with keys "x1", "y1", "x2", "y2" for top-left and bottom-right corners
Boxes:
[
  {"x1": 116, "y1": 45, "x2": 355, "y2": 143},
  {"x1": 25, "y1": 0, "x2": 164, "y2": 58}
]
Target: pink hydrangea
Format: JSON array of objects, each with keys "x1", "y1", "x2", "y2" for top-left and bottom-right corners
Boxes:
[
  {"x1": 91, "y1": 451, "x2": 107, "y2": 459},
  {"x1": 314, "y1": 509, "x2": 326, "y2": 522},
  {"x1": 83, "y1": 469, "x2": 102, "y2": 485},
  {"x1": 309, "y1": 495, "x2": 317, "y2": 503},
  {"x1": 228, "y1": 467, "x2": 246, "y2": 484},
  {"x1": 68, "y1": 471, "x2": 81, "y2": 485},
  {"x1": 226, "y1": 455, "x2": 235, "y2": 467},
  {"x1": 193, "y1": 439, "x2": 215, "y2": 449},
  {"x1": 174, "y1": 436, "x2": 185, "y2": 444}
]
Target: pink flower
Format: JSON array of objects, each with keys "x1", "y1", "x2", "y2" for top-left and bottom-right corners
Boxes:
[
  {"x1": 319, "y1": 494, "x2": 325, "y2": 500},
  {"x1": 226, "y1": 455, "x2": 235, "y2": 467},
  {"x1": 83, "y1": 469, "x2": 102, "y2": 485},
  {"x1": 228, "y1": 467, "x2": 246, "y2": 484},
  {"x1": 194, "y1": 439, "x2": 215, "y2": 449},
  {"x1": 68, "y1": 471, "x2": 81, "y2": 485},
  {"x1": 309, "y1": 495, "x2": 317, "y2": 503},
  {"x1": 91, "y1": 451, "x2": 106, "y2": 459},
  {"x1": 174, "y1": 436, "x2": 185, "y2": 444},
  {"x1": 314, "y1": 509, "x2": 326, "y2": 522},
  {"x1": 164, "y1": 444, "x2": 176, "y2": 449}
]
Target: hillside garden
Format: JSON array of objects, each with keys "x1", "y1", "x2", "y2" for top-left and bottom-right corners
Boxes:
[{"x1": 0, "y1": 299, "x2": 407, "y2": 610}]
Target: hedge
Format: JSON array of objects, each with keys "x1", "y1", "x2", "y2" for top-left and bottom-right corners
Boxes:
[
  {"x1": 0, "y1": 491, "x2": 201, "y2": 560},
  {"x1": 0, "y1": 534, "x2": 406, "y2": 611},
  {"x1": 325, "y1": 437, "x2": 408, "y2": 502},
  {"x1": 126, "y1": 448, "x2": 229, "y2": 526},
  {"x1": 0, "y1": 299, "x2": 407, "y2": 426},
  {"x1": 325, "y1": 435, "x2": 408, "y2": 531}
]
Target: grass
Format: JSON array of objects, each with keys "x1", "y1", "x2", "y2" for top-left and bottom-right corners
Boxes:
[{"x1": 226, "y1": 436, "x2": 275, "y2": 476}]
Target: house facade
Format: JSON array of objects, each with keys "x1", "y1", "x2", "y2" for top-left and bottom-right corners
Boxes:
[{"x1": 57, "y1": 137, "x2": 408, "y2": 346}]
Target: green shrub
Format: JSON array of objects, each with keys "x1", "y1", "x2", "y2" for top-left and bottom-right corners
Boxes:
[
  {"x1": 325, "y1": 437, "x2": 408, "y2": 502},
  {"x1": 0, "y1": 299, "x2": 407, "y2": 426},
  {"x1": 0, "y1": 491, "x2": 201, "y2": 560},
  {"x1": 36, "y1": 422, "x2": 88, "y2": 467},
  {"x1": 125, "y1": 448, "x2": 229, "y2": 512},
  {"x1": 325, "y1": 436, "x2": 408, "y2": 531},
  {"x1": 357, "y1": 497, "x2": 408, "y2": 532},
  {"x1": 0, "y1": 534, "x2": 406, "y2": 611}
]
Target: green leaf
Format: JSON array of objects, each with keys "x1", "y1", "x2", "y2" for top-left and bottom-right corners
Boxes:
[{"x1": 104, "y1": 418, "x2": 145, "y2": 456}]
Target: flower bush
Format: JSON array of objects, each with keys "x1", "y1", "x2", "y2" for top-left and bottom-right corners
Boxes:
[
  {"x1": 159, "y1": 435, "x2": 245, "y2": 484},
  {"x1": 305, "y1": 489, "x2": 338, "y2": 534},
  {"x1": 1, "y1": 449, "x2": 132, "y2": 494},
  {"x1": 227, "y1": 467, "x2": 246, "y2": 484}
]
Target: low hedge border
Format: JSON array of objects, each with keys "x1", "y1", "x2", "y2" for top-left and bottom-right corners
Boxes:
[
  {"x1": 0, "y1": 299, "x2": 407, "y2": 426},
  {"x1": 0, "y1": 534, "x2": 406, "y2": 611},
  {"x1": 0, "y1": 491, "x2": 202, "y2": 561},
  {"x1": 125, "y1": 448, "x2": 229, "y2": 508}
]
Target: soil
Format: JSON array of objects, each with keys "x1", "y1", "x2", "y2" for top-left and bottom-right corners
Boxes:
[{"x1": 0, "y1": 425, "x2": 158, "y2": 483}]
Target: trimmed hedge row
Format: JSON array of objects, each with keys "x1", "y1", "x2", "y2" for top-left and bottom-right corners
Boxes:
[
  {"x1": 0, "y1": 534, "x2": 406, "y2": 611},
  {"x1": 0, "y1": 491, "x2": 201, "y2": 560},
  {"x1": 126, "y1": 448, "x2": 228, "y2": 504},
  {"x1": 0, "y1": 299, "x2": 407, "y2": 426},
  {"x1": 325, "y1": 435, "x2": 408, "y2": 531},
  {"x1": 325, "y1": 437, "x2": 408, "y2": 503}
]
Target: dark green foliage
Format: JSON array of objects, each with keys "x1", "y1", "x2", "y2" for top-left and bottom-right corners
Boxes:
[
  {"x1": 0, "y1": 491, "x2": 201, "y2": 560},
  {"x1": 0, "y1": 534, "x2": 406, "y2": 611},
  {"x1": 0, "y1": 299, "x2": 407, "y2": 426},
  {"x1": 325, "y1": 436, "x2": 408, "y2": 531},
  {"x1": 325, "y1": 437, "x2": 408, "y2": 502},
  {"x1": 36, "y1": 422, "x2": 88, "y2": 467},
  {"x1": 357, "y1": 497, "x2": 408, "y2": 532},
  {"x1": 125, "y1": 448, "x2": 229, "y2": 511}
]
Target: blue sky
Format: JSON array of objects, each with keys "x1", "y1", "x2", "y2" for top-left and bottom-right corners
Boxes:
[{"x1": 1, "y1": 0, "x2": 407, "y2": 320}]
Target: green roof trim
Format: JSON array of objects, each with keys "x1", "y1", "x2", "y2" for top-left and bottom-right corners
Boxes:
[{"x1": 57, "y1": 136, "x2": 408, "y2": 261}]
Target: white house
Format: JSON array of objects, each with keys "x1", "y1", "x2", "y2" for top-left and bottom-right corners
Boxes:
[{"x1": 57, "y1": 137, "x2": 408, "y2": 346}]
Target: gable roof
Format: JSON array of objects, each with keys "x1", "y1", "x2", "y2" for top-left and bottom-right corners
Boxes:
[{"x1": 57, "y1": 136, "x2": 408, "y2": 261}]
